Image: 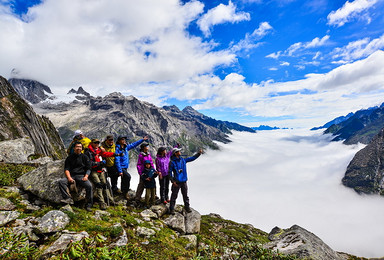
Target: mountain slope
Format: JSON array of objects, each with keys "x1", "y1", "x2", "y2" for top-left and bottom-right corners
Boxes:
[
  {"x1": 0, "y1": 76, "x2": 66, "y2": 160},
  {"x1": 38, "y1": 92, "x2": 234, "y2": 155},
  {"x1": 8, "y1": 78, "x2": 54, "y2": 104},
  {"x1": 342, "y1": 127, "x2": 384, "y2": 195},
  {"x1": 323, "y1": 103, "x2": 384, "y2": 144}
]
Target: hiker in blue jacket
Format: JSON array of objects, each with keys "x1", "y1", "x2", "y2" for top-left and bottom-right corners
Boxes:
[
  {"x1": 115, "y1": 135, "x2": 148, "y2": 198},
  {"x1": 169, "y1": 147, "x2": 203, "y2": 214}
]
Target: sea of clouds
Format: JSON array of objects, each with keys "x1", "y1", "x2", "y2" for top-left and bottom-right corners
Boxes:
[
  {"x1": 187, "y1": 129, "x2": 384, "y2": 258},
  {"x1": 127, "y1": 129, "x2": 384, "y2": 257}
]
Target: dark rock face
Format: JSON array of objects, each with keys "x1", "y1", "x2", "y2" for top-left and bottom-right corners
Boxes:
[
  {"x1": 42, "y1": 92, "x2": 237, "y2": 155},
  {"x1": 265, "y1": 225, "x2": 344, "y2": 260},
  {"x1": 342, "y1": 128, "x2": 384, "y2": 195},
  {"x1": 324, "y1": 103, "x2": 384, "y2": 145},
  {"x1": 0, "y1": 76, "x2": 66, "y2": 160},
  {"x1": 8, "y1": 78, "x2": 53, "y2": 104}
]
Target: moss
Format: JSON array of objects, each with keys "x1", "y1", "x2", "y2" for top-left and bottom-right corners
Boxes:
[{"x1": 0, "y1": 163, "x2": 36, "y2": 186}]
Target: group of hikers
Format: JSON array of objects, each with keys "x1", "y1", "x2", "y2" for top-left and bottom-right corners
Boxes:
[{"x1": 58, "y1": 130, "x2": 203, "y2": 214}]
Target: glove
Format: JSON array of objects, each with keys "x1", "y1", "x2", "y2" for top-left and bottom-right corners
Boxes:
[{"x1": 102, "y1": 160, "x2": 106, "y2": 165}]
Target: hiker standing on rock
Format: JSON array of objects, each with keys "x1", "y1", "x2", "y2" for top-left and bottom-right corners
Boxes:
[
  {"x1": 155, "y1": 145, "x2": 179, "y2": 204},
  {"x1": 67, "y1": 129, "x2": 91, "y2": 154},
  {"x1": 101, "y1": 135, "x2": 121, "y2": 195},
  {"x1": 134, "y1": 142, "x2": 155, "y2": 204},
  {"x1": 58, "y1": 142, "x2": 93, "y2": 211},
  {"x1": 169, "y1": 147, "x2": 203, "y2": 214},
  {"x1": 115, "y1": 135, "x2": 148, "y2": 199},
  {"x1": 84, "y1": 139, "x2": 119, "y2": 210}
]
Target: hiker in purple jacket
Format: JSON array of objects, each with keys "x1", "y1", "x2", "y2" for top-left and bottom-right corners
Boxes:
[{"x1": 155, "y1": 145, "x2": 177, "y2": 204}]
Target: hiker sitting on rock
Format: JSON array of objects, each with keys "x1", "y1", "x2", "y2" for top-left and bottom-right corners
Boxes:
[
  {"x1": 141, "y1": 160, "x2": 159, "y2": 208},
  {"x1": 58, "y1": 142, "x2": 93, "y2": 211},
  {"x1": 84, "y1": 138, "x2": 120, "y2": 210},
  {"x1": 115, "y1": 135, "x2": 148, "y2": 199},
  {"x1": 169, "y1": 147, "x2": 203, "y2": 214},
  {"x1": 67, "y1": 129, "x2": 91, "y2": 154}
]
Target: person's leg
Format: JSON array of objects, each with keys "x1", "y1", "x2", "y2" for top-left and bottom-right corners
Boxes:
[
  {"x1": 150, "y1": 188, "x2": 156, "y2": 205},
  {"x1": 169, "y1": 183, "x2": 180, "y2": 212},
  {"x1": 135, "y1": 178, "x2": 145, "y2": 201},
  {"x1": 100, "y1": 171, "x2": 114, "y2": 205},
  {"x1": 73, "y1": 175, "x2": 93, "y2": 209},
  {"x1": 145, "y1": 188, "x2": 150, "y2": 206},
  {"x1": 180, "y1": 182, "x2": 190, "y2": 211},
  {"x1": 58, "y1": 178, "x2": 71, "y2": 199},
  {"x1": 90, "y1": 171, "x2": 104, "y2": 207},
  {"x1": 107, "y1": 166, "x2": 119, "y2": 192},
  {"x1": 159, "y1": 177, "x2": 165, "y2": 202},
  {"x1": 164, "y1": 175, "x2": 170, "y2": 201},
  {"x1": 121, "y1": 168, "x2": 131, "y2": 194}
]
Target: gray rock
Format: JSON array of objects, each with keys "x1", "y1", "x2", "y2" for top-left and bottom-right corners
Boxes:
[
  {"x1": 34, "y1": 210, "x2": 70, "y2": 234},
  {"x1": 94, "y1": 210, "x2": 111, "y2": 220},
  {"x1": 136, "y1": 226, "x2": 156, "y2": 238},
  {"x1": 0, "y1": 210, "x2": 20, "y2": 226},
  {"x1": 13, "y1": 225, "x2": 40, "y2": 241},
  {"x1": 140, "y1": 209, "x2": 158, "y2": 219},
  {"x1": 18, "y1": 160, "x2": 65, "y2": 204},
  {"x1": 0, "y1": 138, "x2": 35, "y2": 163},
  {"x1": 60, "y1": 204, "x2": 74, "y2": 214},
  {"x1": 2, "y1": 186, "x2": 21, "y2": 194},
  {"x1": 20, "y1": 199, "x2": 41, "y2": 212},
  {"x1": 42, "y1": 230, "x2": 89, "y2": 257},
  {"x1": 0, "y1": 197, "x2": 16, "y2": 210},
  {"x1": 185, "y1": 208, "x2": 201, "y2": 234},
  {"x1": 110, "y1": 223, "x2": 128, "y2": 247},
  {"x1": 264, "y1": 225, "x2": 343, "y2": 260},
  {"x1": 164, "y1": 212, "x2": 186, "y2": 234},
  {"x1": 180, "y1": 234, "x2": 197, "y2": 250},
  {"x1": 150, "y1": 204, "x2": 168, "y2": 218}
]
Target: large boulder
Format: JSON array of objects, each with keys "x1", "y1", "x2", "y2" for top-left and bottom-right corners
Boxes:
[
  {"x1": 264, "y1": 225, "x2": 344, "y2": 260},
  {"x1": 0, "y1": 138, "x2": 35, "y2": 163},
  {"x1": 163, "y1": 206, "x2": 201, "y2": 234},
  {"x1": 18, "y1": 160, "x2": 65, "y2": 203}
]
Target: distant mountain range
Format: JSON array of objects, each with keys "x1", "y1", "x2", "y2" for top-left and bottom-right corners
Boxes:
[
  {"x1": 251, "y1": 125, "x2": 288, "y2": 131},
  {"x1": 9, "y1": 78, "x2": 255, "y2": 155},
  {"x1": 314, "y1": 103, "x2": 384, "y2": 145}
]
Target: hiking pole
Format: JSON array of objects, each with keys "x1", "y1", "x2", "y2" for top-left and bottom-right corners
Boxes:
[{"x1": 103, "y1": 168, "x2": 113, "y2": 206}]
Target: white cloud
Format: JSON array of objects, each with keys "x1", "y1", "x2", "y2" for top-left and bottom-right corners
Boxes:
[
  {"x1": 197, "y1": 0, "x2": 250, "y2": 37},
  {"x1": 332, "y1": 33, "x2": 384, "y2": 62},
  {"x1": 327, "y1": 0, "x2": 377, "y2": 27},
  {"x1": 280, "y1": 61, "x2": 290, "y2": 66},
  {"x1": 181, "y1": 50, "x2": 384, "y2": 128},
  {"x1": 0, "y1": 0, "x2": 236, "y2": 92},
  {"x1": 267, "y1": 35, "x2": 330, "y2": 59},
  {"x1": 186, "y1": 129, "x2": 384, "y2": 258},
  {"x1": 231, "y1": 22, "x2": 273, "y2": 53}
]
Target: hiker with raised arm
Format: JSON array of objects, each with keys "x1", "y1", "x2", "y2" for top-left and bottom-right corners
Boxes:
[{"x1": 168, "y1": 147, "x2": 203, "y2": 214}]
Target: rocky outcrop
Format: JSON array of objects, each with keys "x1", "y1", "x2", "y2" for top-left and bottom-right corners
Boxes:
[
  {"x1": 17, "y1": 160, "x2": 66, "y2": 203},
  {"x1": 34, "y1": 210, "x2": 70, "y2": 234},
  {"x1": 0, "y1": 211, "x2": 20, "y2": 226},
  {"x1": 163, "y1": 206, "x2": 201, "y2": 234},
  {"x1": 42, "y1": 230, "x2": 89, "y2": 257},
  {"x1": 39, "y1": 92, "x2": 236, "y2": 155},
  {"x1": 264, "y1": 225, "x2": 344, "y2": 260},
  {"x1": 342, "y1": 128, "x2": 384, "y2": 195},
  {"x1": 0, "y1": 76, "x2": 66, "y2": 160},
  {"x1": 0, "y1": 137, "x2": 50, "y2": 164},
  {"x1": 8, "y1": 78, "x2": 53, "y2": 104}
]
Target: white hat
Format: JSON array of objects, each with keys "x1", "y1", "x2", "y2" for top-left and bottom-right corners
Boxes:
[
  {"x1": 172, "y1": 147, "x2": 182, "y2": 155},
  {"x1": 74, "y1": 129, "x2": 83, "y2": 138}
]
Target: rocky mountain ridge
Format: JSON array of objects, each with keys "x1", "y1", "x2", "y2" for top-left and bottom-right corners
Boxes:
[
  {"x1": 0, "y1": 76, "x2": 66, "y2": 160},
  {"x1": 8, "y1": 78, "x2": 54, "y2": 104},
  {"x1": 323, "y1": 103, "x2": 384, "y2": 145}
]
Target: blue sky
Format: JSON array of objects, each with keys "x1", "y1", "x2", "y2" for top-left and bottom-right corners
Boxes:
[{"x1": 1, "y1": 0, "x2": 384, "y2": 128}]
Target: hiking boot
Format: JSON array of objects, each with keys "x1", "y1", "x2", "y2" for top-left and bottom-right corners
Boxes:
[
  {"x1": 60, "y1": 198, "x2": 74, "y2": 205},
  {"x1": 100, "y1": 202, "x2": 107, "y2": 210},
  {"x1": 86, "y1": 205, "x2": 92, "y2": 212},
  {"x1": 163, "y1": 200, "x2": 168, "y2": 204},
  {"x1": 113, "y1": 189, "x2": 122, "y2": 195},
  {"x1": 169, "y1": 208, "x2": 175, "y2": 215},
  {"x1": 185, "y1": 206, "x2": 192, "y2": 213}
]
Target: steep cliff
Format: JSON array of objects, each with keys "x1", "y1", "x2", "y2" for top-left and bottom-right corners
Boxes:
[
  {"x1": 0, "y1": 76, "x2": 66, "y2": 160},
  {"x1": 342, "y1": 128, "x2": 384, "y2": 195},
  {"x1": 8, "y1": 78, "x2": 54, "y2": 104}
]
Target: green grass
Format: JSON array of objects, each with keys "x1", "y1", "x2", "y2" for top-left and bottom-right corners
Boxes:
[{"x1": 0, "y1": 163, "x2": 36, "y2": 186}]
